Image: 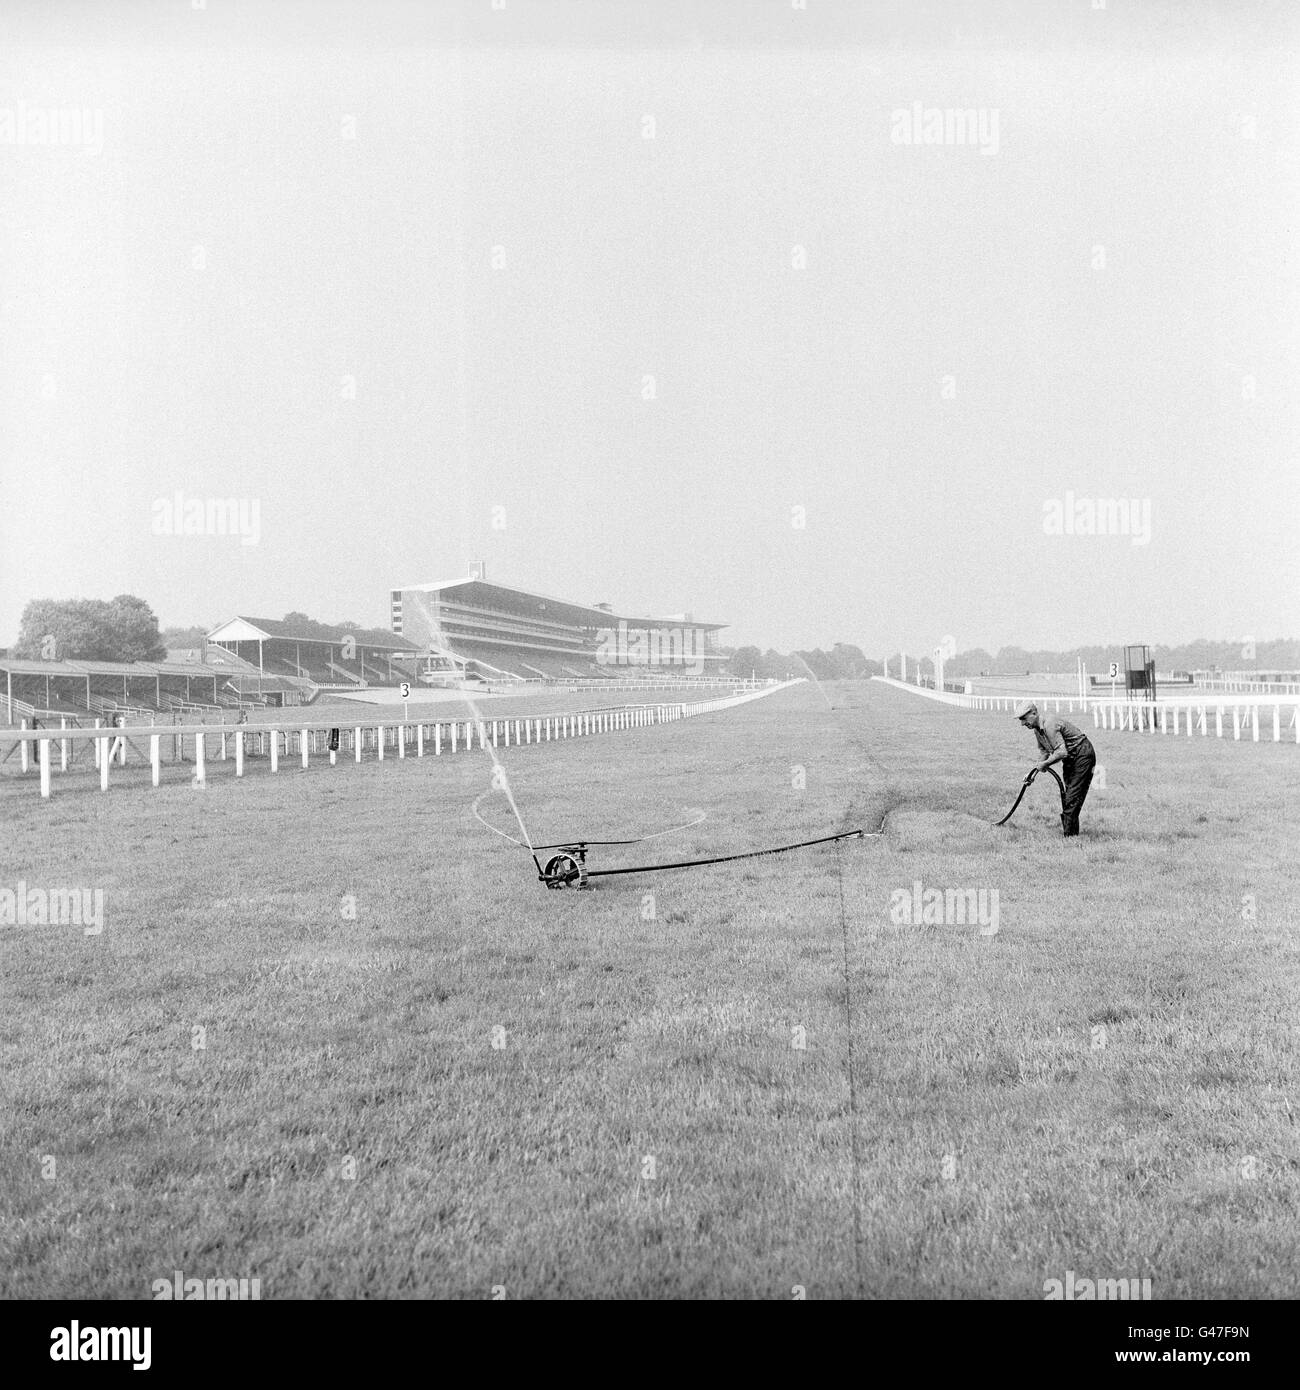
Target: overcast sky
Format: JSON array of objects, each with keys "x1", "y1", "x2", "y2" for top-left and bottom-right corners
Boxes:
[{"x1": 2, "y1": 0, "x2": 1296, "y2": 657}]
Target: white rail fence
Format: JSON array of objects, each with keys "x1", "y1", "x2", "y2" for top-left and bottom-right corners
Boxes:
[
  {"x1": 1090, "y1": 698, "x2": 1299, "y2": 744},
  {"x1": 873, "y1": 676, "x2": 1299, "y2": 745},
  {"x1": 2, "y1": 681, "x2": 805, "y2": 800}
]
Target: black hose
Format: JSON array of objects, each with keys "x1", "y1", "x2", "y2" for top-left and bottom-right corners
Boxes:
[
  {"x1": 540, "y1": 828, "x2": 866, "y2": 883},
  {"x1": 994, "y1": 766, "x2": 1066, "y2": 827}
]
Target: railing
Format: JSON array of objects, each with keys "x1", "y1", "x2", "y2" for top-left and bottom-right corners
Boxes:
[
  {"x1": 1091, "y1": 698, "x2": 1299, "y2": 743},
  {"x1": 873, "y1": 676, "x2": 1300, "y2": 746},
  {"x1": 2, "y1": 680, "x2": 805, "y2": 798}
]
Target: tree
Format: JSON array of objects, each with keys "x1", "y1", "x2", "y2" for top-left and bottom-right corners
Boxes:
[
  {"x1": 829, "y1": 643, "x2": 871, "y2": 679},
  {"x1": 109, "y1": 595, "x2": 167, "y2": 661},
  {"x1": 729, "y1": 645, "x2": 763, "y2": 678},
  {"x1": 160, "y1": 625, "x2": 210, "y2": 649},
  {"x1": 14, "y1": 595, "x2": 164, "y2": 662}
]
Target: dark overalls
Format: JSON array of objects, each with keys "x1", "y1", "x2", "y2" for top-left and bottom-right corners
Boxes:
[{"x1": 1035, "y1": 714, "x2": 1095, "y2": 836}]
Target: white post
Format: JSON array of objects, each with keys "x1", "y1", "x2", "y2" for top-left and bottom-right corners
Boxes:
[
  {"x1": 19, "y1": 720, "x2": 28, "y2": 773},
  {"x1": 151, "y1": 734, "x2": 161, "y2": 786},
  {"x1": 435, "y1": 723, "x2": 443, "y2": 755},
  {"x1": 398, "y1": 724, "x2": 405, "y2": 758},
  {"x1": 61, "y1": 718, "x2": 68, "y2": 772},
  {"x1": 220, "y1": 730, "x2": 227, "y2": 761},
  {"x1": 100, "y1": 735, "x2": 110, "y2": 790},
  {"x1": 302, "y1": 728, "x2": 310, "y2": 768},
  {"x1": 378, "y1": 725, "x2": 385, "y2": 760},
  {"x1": 195, "y1": 730, "x2": 206, "y2": 786},
  {"x1": 418, "y1": 724, "x2": 425, "y2": 757},
  {"x1": 355, "y1": 727, "x2": 363, "y2": 763},
  {"x1": 39, "y1": 738, "x2": 50, "y2": 798},
  {"x1": 235, "y1": 732, "x2": 244, "y2": 777},
  {"x1": 492, "y1": 721, "x2": 498, "y2": 748},
  {"x1": 271, "y1": 730, "x2": 279, "y2": 772}
]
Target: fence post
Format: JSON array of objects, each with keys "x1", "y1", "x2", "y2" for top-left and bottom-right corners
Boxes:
[
  {"x1": 152, "y1": 734, "x2": 161, "y2": 786},
  {"x1": 235, "y1": 732, "x2": 243, "y2": 777},
  {"x1": 418, "y1": 723, "x2": 425, "y2": 757},
  {"x1": 271, "y1": 730, "x2": 279, "y2": 772},
  {"x1": 61, "y1": 719, "x2": 68, "y2": 772},
  {"x1": 39, "y1": 738, "x2": 50, "y2": 798},
  {"x1": 99, "y1": 734, "x2": 110, "y2": 790},
  {"x1": 19, "y1": 720, "x2": 28, "y2": 773},
  {"x1": 378, "y1": 725, "x2": 385, "y2": 760},
  {"x1": 355, "y1": 727, "x2": 363, "y2": 763},
  {"x1": 302, "y1": 728, "x2": 310, "y2": 769},
  {"x1": 195, "y1": 731, "x2": 206, "y2": 786},
  {"x1": 398, "y1": 724, "x2": 405, "y2": 758},
  {"x1": 435, "y1": 723, "x2": 442, "y2": 756}
]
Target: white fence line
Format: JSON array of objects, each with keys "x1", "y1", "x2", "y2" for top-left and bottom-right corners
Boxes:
[
  {"x1": 1089, "y1": 698, "x2": 1299, "y2": 744},
  {"x1": 2, "y1": 681, "x2": 806, "y2": 799},
  {"x1": 873, "y1": 675, "x2": 1299, "y2": 745}
]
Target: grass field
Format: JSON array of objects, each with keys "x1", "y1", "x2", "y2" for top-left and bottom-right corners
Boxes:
[{"x1": 2, "y1": 680, "x2": 1297, "y2": 1299}]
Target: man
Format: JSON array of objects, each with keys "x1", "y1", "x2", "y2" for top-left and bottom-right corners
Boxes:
[{"x1": 1014, "y1": 699, "x2": 1096, "y2": 836}]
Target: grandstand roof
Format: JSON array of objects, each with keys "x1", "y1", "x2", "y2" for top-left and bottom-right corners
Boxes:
[
  {"x1": 208, "y1": 617, "x2": 417, "y2": 651},
  {"x1": 0, "y1": 658, "x2": 220, "y2": 679},
  {"x1": 394, "y1": 578, "x2": 724, "y2": 632}
]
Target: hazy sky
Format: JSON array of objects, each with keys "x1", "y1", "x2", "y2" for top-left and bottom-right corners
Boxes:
[{"x1": 2, "y1": 0, "x2": 1296, "y2": 657}]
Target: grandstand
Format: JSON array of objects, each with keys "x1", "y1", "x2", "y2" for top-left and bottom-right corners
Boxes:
[
  {"x1": 1, "y1": 656, "x2": 233, "y2": 725},
  {"x1": 390, "y1": 571, "x2": 726, "y2": 681},
  {"x1": 205, "y1": 617, "x2": 424, "y2": 695}
]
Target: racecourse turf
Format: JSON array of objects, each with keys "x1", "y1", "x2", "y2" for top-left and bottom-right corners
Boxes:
[{"x1": 1, "y1": 680, "x2": 1296, "y2": 1298}]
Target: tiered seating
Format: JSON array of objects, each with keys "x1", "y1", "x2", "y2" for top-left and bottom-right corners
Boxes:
[
  {"x1": 445, "y1": 643, "x2": 536, "y2": 678},
  {"x1": 325, "y1": 658, "x2": 364, "y2": 684}
]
